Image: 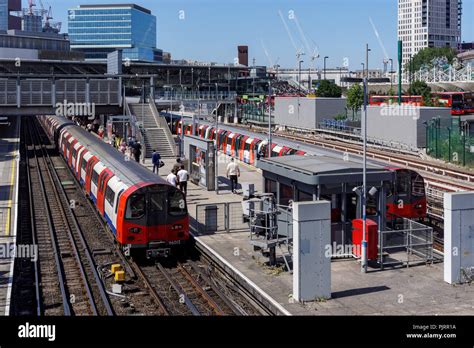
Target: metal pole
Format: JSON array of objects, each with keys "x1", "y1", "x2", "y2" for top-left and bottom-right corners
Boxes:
[
  {"x1": 361, "y1": 43, "x2": 369, "y2": 273},
  {"x1": 268, "y1": 80, "x2": 272, "y2": 158},
  {"x1": 215, "y1": 83, "x2": 219, "y2": 194},
  {"x1": 398, "y1": 40, "x2": 402, "y2": 105}
]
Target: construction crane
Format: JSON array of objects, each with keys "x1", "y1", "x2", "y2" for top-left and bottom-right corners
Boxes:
[{"x1": 37, "y1": 0, "x2": 61, "y2": 33}]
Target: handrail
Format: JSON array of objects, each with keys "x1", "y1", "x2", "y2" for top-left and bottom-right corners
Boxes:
[
  {"x1": 149, "y1": 97, "x2": 177, "y2": 157},
  {"x1": 124, "y1": 97, "x2": 146, "y2": 160}
]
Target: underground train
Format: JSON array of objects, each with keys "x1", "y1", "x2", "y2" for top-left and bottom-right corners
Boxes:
[
  {"x1": 39, "y1": 115, "x2": 189, "y2": 258},
  {"x1": 175, "y1": 119, "x2": 426, "y2": 220}
]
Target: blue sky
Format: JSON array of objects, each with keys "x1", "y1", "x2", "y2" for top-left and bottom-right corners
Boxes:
[{"x1": 47, "y1": 0, "x2": 473, "y2": 70}]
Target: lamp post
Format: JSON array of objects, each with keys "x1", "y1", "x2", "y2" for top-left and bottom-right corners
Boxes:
[
  {"x1": 215, "y1": 82, "x2": 219, "y2": 193},
  {"x1": 298, "y1": 60, "x2": 304, "y2": 87},
  {"x1": 324, "y1": 56, "x2": 329, "y2": 80},
  {"x1": 361, "y1": 43, "x2": 371, "y2": 274},
  {"x1": 268, "y1": 80, "x2": 272, "y2": 158},
  {"x1": 389, "y1": 58, "x2": 394, "y2": 91}
]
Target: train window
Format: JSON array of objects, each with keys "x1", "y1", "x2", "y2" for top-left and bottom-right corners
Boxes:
[
  {"x1": 150, "y1": 191, "x2": 165, "y2": 212},
  {"x1": 168, "y1": 189, "x2": 186, "y2": 216},
  {"x1": 396, "y1": 170, "x2": 410, "y2": 194},
  {"x1": 125, "y1": 194, "x2": 146, "y2": 219},
  {"x1": 81, "y1": 158, "x2": 87, "y2": 171},
  {"x1": 411, "y1": 172, "x2": 425, "y2": 197},
  {"x1": 105, "y1": 186, "x2": 115, "y2": 206},
  {"x1": 92, "y1": 170, "x2": 99, "y2": 186},
  {"x1": 115, "y1": 189, "x2": 124, "y2": 214},
  {"x1": 72, "y1": 149, "x2": 77, "y2": 160}
]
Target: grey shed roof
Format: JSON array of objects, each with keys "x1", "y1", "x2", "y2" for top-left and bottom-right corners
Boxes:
[{"x1": 257, "y1": 155, "x2": 393, "y2": 185}]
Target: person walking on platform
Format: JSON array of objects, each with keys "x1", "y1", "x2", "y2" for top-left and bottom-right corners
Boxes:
[
  {"x1": 226, "y1": 158, "x2": 240, "y2": 194},
  {"x1": 177, "y1": 165, "x2": 189, "y2": 197},
  {"x1": 152, "y1": 149, "x2": 161, "y2": 174}
]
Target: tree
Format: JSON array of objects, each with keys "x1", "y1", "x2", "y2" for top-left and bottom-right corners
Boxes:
[
  {"x1": 347, "y1": 84, "x2": 364, "y2": 113},
  {"x1": 315, "y1": 80, "x2": 342, "y2": 98},
  {"x1": 407, "y1": 80, "x2": 433, "y2": 106},
  {"x1": 406, "y1": 47, "x2": 456, "y2": 73}
]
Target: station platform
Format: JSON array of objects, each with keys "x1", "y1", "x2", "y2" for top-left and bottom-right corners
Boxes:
[
  {"x1": 143, "y1": 151, "x2": 474, "y2": 316},
  {"x1": 0, "y1": 117, "x2": 20, "y2": 316}
]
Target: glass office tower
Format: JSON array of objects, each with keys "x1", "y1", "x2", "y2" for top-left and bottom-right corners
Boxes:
[
  {"x1": 0, "y1": 0, "x2": 8, "y2": 31},
  {"x1": 68, "y1": 4, "x2": 162, "y2": 62}
]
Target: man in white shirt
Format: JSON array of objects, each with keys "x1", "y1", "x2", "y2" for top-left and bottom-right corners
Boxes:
[
  {"x1": 177, "y1": 165, "x2": 189, "y2": 197},
  {"x1": 226, "y1": 158, "x2": 240, "y2": 194},
  {"x1": 166, "y1": 170, "x2": 178, "y2": 187}
]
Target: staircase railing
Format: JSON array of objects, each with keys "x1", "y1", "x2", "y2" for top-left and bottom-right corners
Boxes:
[
  {"x1": 124, "y1": 97, "x2": 147, "y2": 160},
  {"x1": 149, "y1": 97, "x2": 177, "y2": 157}
]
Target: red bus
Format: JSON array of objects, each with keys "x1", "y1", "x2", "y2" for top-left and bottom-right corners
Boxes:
[
  {"x1": 432, "y1": 92, "x2": 465, "y2": 115},
  {"x1": 369, "y1": 95, "x2": 423, "y2": 106},
  {"x1": 463, "y1": 92, "x2": 474, "y2": 114}
]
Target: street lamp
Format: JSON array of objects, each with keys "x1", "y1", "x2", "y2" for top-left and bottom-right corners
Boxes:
[
  {"x1": 323, "y1": 56, "x2": 329, "y2": 80},
  {"x1": 267, "y1": 80, "x2": 273, "y2": 158}
]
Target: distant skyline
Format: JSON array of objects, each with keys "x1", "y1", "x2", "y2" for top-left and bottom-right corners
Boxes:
[{"x1": 43, "y1": 0, "x2": 474, "y2": 69}]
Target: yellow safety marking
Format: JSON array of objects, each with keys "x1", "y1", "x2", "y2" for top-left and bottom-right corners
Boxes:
[{"x1": 4, "y1": 147, "x2": 17, "y2": 236}]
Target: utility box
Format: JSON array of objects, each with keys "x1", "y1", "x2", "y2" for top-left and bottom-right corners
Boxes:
[
  {"x1": 242, "y1": 182, "x2": 255, "y2": 199},
  {"x1": 352, "y1": 219, "x2": 378, "y2": 261},
  {"x1": 444, "y1": 192, "x2": 474, "y2": 284},
  {"x1": 293, "y1": 201, "x2": 331, "y2": 302}
]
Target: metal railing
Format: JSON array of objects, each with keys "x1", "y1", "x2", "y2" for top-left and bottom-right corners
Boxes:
[
  {"x1": 149, "y1": 97, "x2": 177, "y2": 157},
  {"x1": 194, "y1": 202, "x2": 248, "y2": 234},
  {"x1": 379, "y1": 218, "x2": 434, "y2": 269}
]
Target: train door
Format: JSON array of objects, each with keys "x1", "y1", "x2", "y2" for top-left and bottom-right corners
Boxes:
[
  {"x1": 68, "y1": 139, "x2": 78, "y2": 169},
  {"x1": 243, "y1": 138, "x2": 253, "y2": 163},
  {"x1": 96, "y1": 168, "x2": 114, "y2": 216},
  {"x1": 66, "y1": 136, "x2": 75, "y2": 163},
  {"x1": 85, "y1": 156, "x2": 98, "y2": 195},
  {"x1": 225, "y1": 133, "x2": 234, "y2": 155},
  {"x1": 80, "y1": 152, "x2": 92, "y2": 186},
  {"x1": 90, "y1": 162, "x2": 106, "y2": 204},
  {"x1": 71, "y1": 143, "x2": 83, "y2": 173},
  {"x1": 76, "y1": 148, "x2": 88, "y2": 180},
  {"x1": 250, "y1": 139, "x2": 262, "y2": 164}
]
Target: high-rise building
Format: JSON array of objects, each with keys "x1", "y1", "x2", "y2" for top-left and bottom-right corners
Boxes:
[
  {"x1": 68, "y1": 3, "x2": 162, "y2": 62},
  {"x1": 398, "y1": 0, "x2": 462, "y2": 69},
  {"x1": 0, "y1": 0, "x2": 21, "y2": 31}
]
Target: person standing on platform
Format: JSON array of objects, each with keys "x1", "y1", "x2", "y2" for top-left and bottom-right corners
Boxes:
[
  {"x1": 133, "y1": 142, "x2": 142, "y2": 163},
  {"x1": 177, "y1": 165, "x2": 189, "y2": 197},
  {"x1": 152, "y1": 149, "x2": 161, "y2": 174},
  {"x1": 226, "y1": 158, "x2": 240, "y2": 194},
  {"x1": 166, "y1": 170, "x2": 178, "y2": 188}
]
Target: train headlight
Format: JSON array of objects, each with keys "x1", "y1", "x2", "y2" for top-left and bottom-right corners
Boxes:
[
  {"x1": 171, "y1": 224, "x2": 183, "y2": 231},
  {"x1": 129, "y1": 228, "x2": 141, "y2": 234},
  {"x1": 415, "y1": 204, "x2": 423, "y2": 209}
]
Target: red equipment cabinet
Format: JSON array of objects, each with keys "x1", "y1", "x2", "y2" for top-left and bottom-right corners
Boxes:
[{"x1": 352, "y1": 219, "x2": 378, "y2": 261}]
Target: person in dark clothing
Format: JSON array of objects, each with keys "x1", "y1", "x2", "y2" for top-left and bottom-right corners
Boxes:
[
  {"x1": 133, "y1": 142, "x2": 142, "y2": 163},
  {"x1": 172, "y1": 157, "x2": 182, "y2": 174},
  {"x1": 152, "y1": 149, "x2": 161, "y2": 174}
]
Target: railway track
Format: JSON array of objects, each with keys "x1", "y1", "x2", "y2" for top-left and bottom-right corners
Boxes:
[
  {"x1": 24, "y1": 118, "x2": 114, "y2": 316},
  {"x1": 31, "y1": 116, "x2": 270, "y2": 316}
]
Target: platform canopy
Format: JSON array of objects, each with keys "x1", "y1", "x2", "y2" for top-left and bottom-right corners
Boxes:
[{"x1": 257, "y1": 155, "x2": 393, "y2": 185}]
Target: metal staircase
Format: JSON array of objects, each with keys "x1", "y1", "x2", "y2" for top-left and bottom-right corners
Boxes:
[{"x1": 128, "y1": 102, "x2": 176, "y2": 158}]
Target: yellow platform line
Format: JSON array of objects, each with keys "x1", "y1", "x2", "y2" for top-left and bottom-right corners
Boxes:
[{"x1": 4, "y1": 150, "x2": 17, "y2": 236}]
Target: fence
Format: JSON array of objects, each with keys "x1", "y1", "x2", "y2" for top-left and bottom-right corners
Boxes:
[
  {"x1": 379, "y1": 218, "x2": 434, "y2": 269},
  {"x1": 0, "y1": 207, "x2": 12, "y2": 236},
  {"x1": 426, "y1": 117, "x2": 474, "y2": 167},
  {"x1": 194, "y1": 202, "x2": 249, "y2": 234}
]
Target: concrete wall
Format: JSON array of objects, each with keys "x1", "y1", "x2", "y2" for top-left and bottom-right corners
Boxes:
[
  {"x1": 444, "y1": 192, "x2": 474, "y2": 284},
  {"x1": 366, "y1": 105, "x2": 451, "y2": 149},
  {"x1": 275, "y1": 97, "x2": 347, "y2": 130}
]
